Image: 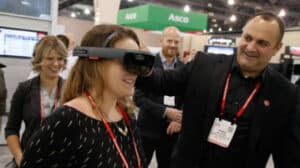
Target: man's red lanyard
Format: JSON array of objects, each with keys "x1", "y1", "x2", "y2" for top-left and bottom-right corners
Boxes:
[
  {"x1": 40, "y1": 86, "x2": 60, "y2": 123},
  {"x1": 220, "y1": 73, "x2": 261, "y2": 122},
  {"x1": 85, "y1": 91, "x2": 141, "y2": 168}
]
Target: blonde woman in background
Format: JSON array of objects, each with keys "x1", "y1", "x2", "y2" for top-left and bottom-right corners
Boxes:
[{"x1": 5, "y1": 36, "x2": 67, "y2": 168}]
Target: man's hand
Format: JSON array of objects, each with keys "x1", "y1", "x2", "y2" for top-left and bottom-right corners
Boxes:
[
  {"x1": 166, "y1": 121, "x2": 181, "y2": 135},
  {"x1": 165, "y1": 107, "x2": 182, "y2": 123}
]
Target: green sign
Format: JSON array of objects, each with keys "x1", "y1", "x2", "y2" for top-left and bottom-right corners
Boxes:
[{"x1": 117, "y1": 4, "x2": 208, "y2": 32}]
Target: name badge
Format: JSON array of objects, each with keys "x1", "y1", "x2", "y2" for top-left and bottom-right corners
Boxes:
[
  {"x1": 207, "y1": 118, "x2": 237, "y2": 148},
  {"x1": 164, "y1": 96, "x2": 175, "y2": 106}
]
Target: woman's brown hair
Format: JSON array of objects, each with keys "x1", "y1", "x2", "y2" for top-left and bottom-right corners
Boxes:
[{"x1": 61, "y1": 24, "x2": 140, "y2": 115}]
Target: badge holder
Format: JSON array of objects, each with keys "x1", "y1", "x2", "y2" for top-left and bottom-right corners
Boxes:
[{"x1": 207, "y1": 117, "x2": 237, "y2": 148}]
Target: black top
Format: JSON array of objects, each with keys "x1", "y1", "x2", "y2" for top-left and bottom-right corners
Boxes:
[
  {"x1": 0, "y1": 67, "x2": 6, "y2": 115},
  {"x1": 21, "y1": 105, "x2": 147, "y2": 168},
  {"x1": 202, "y1": 65, "x2": 263, "y2": 168},
  {"x1": 5, "y1": 76, "x2": 64, "y2": 149}
]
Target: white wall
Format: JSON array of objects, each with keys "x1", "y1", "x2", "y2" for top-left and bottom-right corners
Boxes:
[{"x1": 57, "y1": 16, "x2": 94, "y2": 46}]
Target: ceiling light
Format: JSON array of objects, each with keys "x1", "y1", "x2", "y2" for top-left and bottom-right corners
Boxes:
[
  {"x1": 203, "y1": 29, "x2": 207, "y2": 33},
  {"x1": 208, "y1": 12, "x2": 214, "y2": 16},
  {"x1": 84, "y1": 8, "x2": 91, "y2": 15},
  {"x1": 230, "y1": 14, "x2": 237, "y2": 22},
  {"x1": 270, "y1": 0, "x2": 278, "y2": 4},
  {"x1": 228, "y1": 0, "x2": 235, "y2": 6},
  {"x1": 255, "y1": 6, "x2": 262, "y2": 10},
  {"x1": 94, "y1": 16, "x2": 100, "y2": 22},
  {"x1": 229, "y1": 27, "x2": 233, "y2": 31},
  {"x1": 128, "y1": 0, "x2": 134, "y2": 2},
  {"x1": 278, "y1": 9, "x2": 286, "y2": 17},
  {"x1": 209, "y1": 28, "x2": 213, "y2": 32},
  {"x1": 71, "y1": 12, "x2": 76, "y2": 18},
  {"x1": 21, "y1": 0, "x2": 31, "y2": 6},
  {"x1": 212, "y1": 19, "x2": 217, "y2": 23},
  {"x1": 214, "y1": 23, "x2": 218, "y2": 28},
  {"x1": 184, "y1": 5, "x2": 190, "y2": 12},
  {"x1": 218, "y1": 27, "x2": 222, "y2": 32},
  {"x1": 207, "y1": 3, "x2": 212, "y2": 7}
]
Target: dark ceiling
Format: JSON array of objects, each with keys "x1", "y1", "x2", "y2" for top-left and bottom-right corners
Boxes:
[{"x1": 58, "y1": 0, "x2": 300, "y2": 33}]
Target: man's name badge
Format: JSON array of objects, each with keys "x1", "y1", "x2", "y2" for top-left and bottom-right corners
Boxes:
[
  {"x1": 164, "y1": 96, "x2": 175, "y2": 106},
  {"x1": 207, "y1": 118, "x2": 237, "y2": 148}
]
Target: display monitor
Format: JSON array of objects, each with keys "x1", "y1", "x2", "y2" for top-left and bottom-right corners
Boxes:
[
  {"x1": 208, "y1": 36, "x2": 236, "y2": 46},
  {"x1": 0, "y1": 27, "x2": 47, "y2": 58},
  {"x1": 204, "y1": 45, "x2": 236, "y2": 56},
  {"x1": 285, "y1": 46, "x2": 300, "y2": 56}
]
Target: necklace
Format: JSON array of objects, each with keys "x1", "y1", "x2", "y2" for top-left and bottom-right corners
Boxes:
[
  {"x1": 85, "y1": 91, "x2": 141, "y2": 168},
  {"x1": 113, "y1": 120, "x2": 128, "y2": 136}
]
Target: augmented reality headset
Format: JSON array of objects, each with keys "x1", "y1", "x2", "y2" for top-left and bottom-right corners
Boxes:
[{"x1": 73, "y1": 47, "x2": 155, "y2": 76}]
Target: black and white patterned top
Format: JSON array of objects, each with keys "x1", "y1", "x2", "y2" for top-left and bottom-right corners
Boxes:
[{"x1": 20, "y1": 105, "x2": 147, "y2": 168}]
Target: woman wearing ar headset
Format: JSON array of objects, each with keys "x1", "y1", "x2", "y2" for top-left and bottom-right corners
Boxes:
[{"x1": 20, "y1": 24, "x2": 153, "y2": 168}]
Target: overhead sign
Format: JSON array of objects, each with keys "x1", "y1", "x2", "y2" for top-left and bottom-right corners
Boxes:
[{"x1": 117, "y1": 4, "x2": 208, "y2": 32}]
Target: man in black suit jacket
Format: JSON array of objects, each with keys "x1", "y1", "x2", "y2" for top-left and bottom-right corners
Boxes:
[
  {"x1": 134, "y1": 26, "x2": 183, "y2": 168},
  {"x1": 136, "y1": 12, "x2": 300, "y2": 168},
  {"x1": 0, "y1": 63, "x2": 7, "y2": 131},
  {"x1": 0, "y1": 63, "x2": 7, "y2": 116}
]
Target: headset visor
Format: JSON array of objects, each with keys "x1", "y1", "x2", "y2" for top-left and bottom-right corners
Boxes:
[{"x1": 73, "y1": 47, "x2": 155, "y2": 76}]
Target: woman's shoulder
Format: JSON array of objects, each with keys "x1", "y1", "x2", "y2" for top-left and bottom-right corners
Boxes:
[
  {"x1": 47, "y1": 105, "x2": 83, "y2": 124},
  {"x1": 37, "y1": 106, "x2": 85, "y2": 138},
  {"x1": 17, "y1": 76, "x2": 39, "y2": 91},
  {"x1": 64, "y1": 97, "x2": 100, "y2": 121},
  {"x1": 46, "y1": 105, "x2": 100, "y2": 129}
]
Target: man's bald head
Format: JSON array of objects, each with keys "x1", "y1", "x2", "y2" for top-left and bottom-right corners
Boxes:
[
  {"x1": 160, "y1": 26, "x2": 181, "y2": 58},
  {"x1": 162, "y1": 26, "x2": 180, "y2": 37},
  {"x1": 244, "y1": 12, "x2": 285, "y2": 45}
]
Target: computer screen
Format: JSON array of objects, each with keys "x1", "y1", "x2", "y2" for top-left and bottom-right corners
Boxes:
[
  {"x1": 285, "y1": 46, "x2": 300, "y2": 56},
  {"x1": 208, "y1": 36, "x2": 236, "y2": 46},
  {"x1": 0, "y1": 27, "x2": 47, "y2": 58},
  {"x1": 204, "y1": 45, "x2": 236, "y2": 56}
]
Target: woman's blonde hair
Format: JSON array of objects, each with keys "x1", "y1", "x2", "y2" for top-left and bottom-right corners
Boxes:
[
  {"x1": 61, "y1": 24, "x2": 140, "y2": 116},
  {"x1": 31, "y1": 35, "x2": 68, "y2": 72}
]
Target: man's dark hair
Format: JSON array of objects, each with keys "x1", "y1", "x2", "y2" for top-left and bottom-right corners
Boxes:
[
  {"x1": 246, "y1": 12, "x2": 285, "y2": 44},
  {"x1": 56, "y1": 34, "x2": 70, "y2": 49}
]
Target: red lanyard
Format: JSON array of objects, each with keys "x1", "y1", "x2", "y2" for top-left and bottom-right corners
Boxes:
[
  {"x1": 85, "y1": 91, "x2": 141, "y2": 168},
  {"x1": 220, "y1": 73, "x2": 261, "y2": 122},
  {"x1": 40, "y1": 86, "x2": 60, "y2": 123}
]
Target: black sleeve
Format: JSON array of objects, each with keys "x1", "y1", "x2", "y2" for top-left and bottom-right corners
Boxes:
[
  {"x1": 20, "y1": 111, "x2": 80, "y2": 168},
  {"x1": 133, "y1": 89, "x2": 166, "y2": 119},
  {"x1": 5, "y1": 82, "x2": 26, "y2": 138},
  {"x1": 0, "y1": 69, "x2": 7, "y2": 115},
  {"x1": 295, "y1": 88, "x2": 300, "y2": 146},
  {"x1": 273, "y1": 87, "x2": 300, "y2": 168},
  {"x1": 135, "y1": 60, "x2": 194, "y2": 97}
]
